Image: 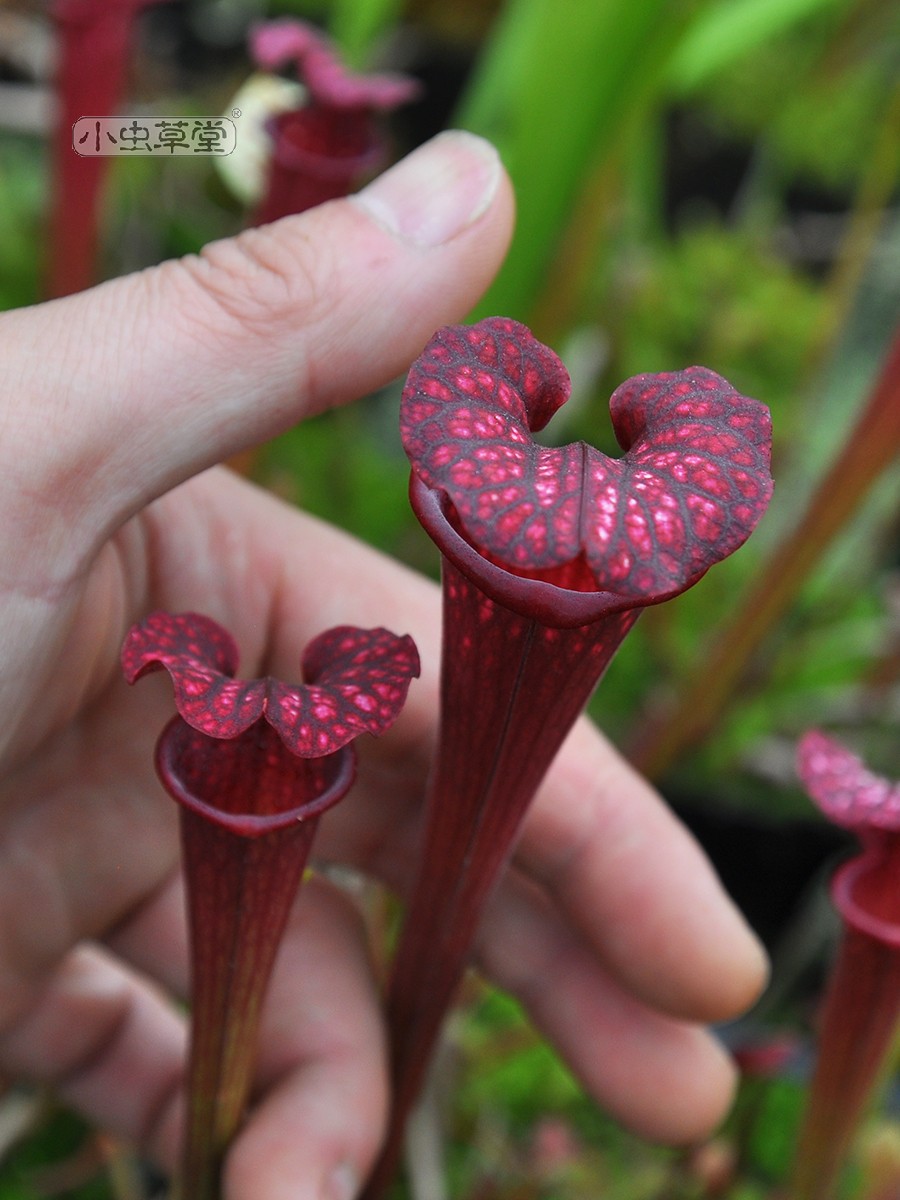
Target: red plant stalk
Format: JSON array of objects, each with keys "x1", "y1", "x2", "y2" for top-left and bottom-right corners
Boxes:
[
  {"x1": 122, "y1": 612, "x2": 419, "y2": 1200},
  {"x1": 160, "y1": 719, "x2": 355, "y2": 1200},
  {"x1": 794, "y1": 731, "x2": 900, "y2": 1200},
  {"x1": 249, "y1": 19, "x2": 419, "y2": 224},
  {"x1": 49, "y1": 0, "x2": 161, "y2": 298},
  {"x1": 362, "y1": 316, "x2": 774, "y2": 1199}
]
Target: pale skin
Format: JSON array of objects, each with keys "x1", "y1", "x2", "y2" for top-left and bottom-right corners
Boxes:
[{"x1": 0, "y1": 131, "x2": 767, "y2": 1200}]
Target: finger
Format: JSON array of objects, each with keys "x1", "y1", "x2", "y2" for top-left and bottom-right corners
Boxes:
[
  {"x1": 515, "y1": 721, "x2": 769, "y2": 1023},
  {"x1": 1, "y1": 131, "x2": 513, "y2": 581},
  {"x1": 476, "y1": 872, "x2": 737, "y2": 1145},
  {"x1": 104, "y1": 870, "x2": 188, "y2": 998},
  {"x1": 104, "y1": 841, "x2": 733, "y2": 1150},
  {"x1": 0, "y1": 943, "x2": 185, "y2": 1154},
  {"x1": 106, "y1": 852, "x2": 732, "y2": 1150}
]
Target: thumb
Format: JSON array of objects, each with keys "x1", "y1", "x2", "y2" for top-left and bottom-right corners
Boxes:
[{"x1": 2, "y1": 131, "x2": 513, "y2": 575}]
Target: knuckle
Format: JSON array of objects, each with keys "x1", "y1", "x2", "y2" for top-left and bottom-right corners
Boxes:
[
  {"x1": 167, "y1": 220, "x2": 340, "y2": 343},
  {"x1": 0, "y1": 851, "x2": 71, "y2": 1033}
]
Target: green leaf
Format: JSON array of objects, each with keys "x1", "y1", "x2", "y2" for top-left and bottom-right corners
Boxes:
[
  {"x1": 668, "y1": 0, "x2": 855, "y2": 94},
  {"x1": 328, "y1": 0, "x2": 405, "y2": 67},
  {"x1": 455, "y1": 0, "x2": 693, "y2": 323}
]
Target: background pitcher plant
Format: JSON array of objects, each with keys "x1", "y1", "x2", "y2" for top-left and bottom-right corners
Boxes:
[{"x1": 793, "y1": 731, "x2": 900, "y2": 1200}]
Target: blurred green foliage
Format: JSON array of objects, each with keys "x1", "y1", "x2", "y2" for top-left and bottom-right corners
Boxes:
[{"x1": 0, "y1": 1105, "x2": 114, "y2": 1199}]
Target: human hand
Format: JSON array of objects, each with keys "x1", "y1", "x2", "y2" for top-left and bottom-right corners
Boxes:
[{"x1": 0, "y1": 131, "x2": 766, "y2": 1199}]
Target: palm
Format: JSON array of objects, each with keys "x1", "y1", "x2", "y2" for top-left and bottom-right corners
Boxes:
[{"x1": 0, "y1": 462, "x2": 439, "y2": 975}]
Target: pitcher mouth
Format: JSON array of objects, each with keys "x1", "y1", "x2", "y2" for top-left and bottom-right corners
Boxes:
[
  {"x1": 155, "y1": 716, "x2": 357, "y2": 838},
  {"x1": 409, "y1": 472, "x2": 660, "y2": 629},
  {"x1": 830, "y1": 851, "x2": 900, "y2": 948}
]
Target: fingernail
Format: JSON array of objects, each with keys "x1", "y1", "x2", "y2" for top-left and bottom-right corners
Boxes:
[
  {"x1": 322, "y1": 1161, "x2": 359, "y2": 1200},
  {"x1": 353, "y1": 130, "x2": 501, "y2": 248}
]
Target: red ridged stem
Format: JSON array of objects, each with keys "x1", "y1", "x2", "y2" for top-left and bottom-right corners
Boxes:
[
  {"x1": 157, "y1": 717, "x2": 356, "y2": 1200},
  {"x1": 366, "y1": 318, "x2": 774, "y2": 1199},
  {"x1": 361, "y1": 483, "x2": 639, "y2": 1200},
  {"x1": 49, "y1": 0, "x2": 159, "y2": 297}
]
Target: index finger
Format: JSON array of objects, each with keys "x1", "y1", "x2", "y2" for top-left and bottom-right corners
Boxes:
[{"x1": 516, "y1": 720, "x2": 768, "y2": 1022}]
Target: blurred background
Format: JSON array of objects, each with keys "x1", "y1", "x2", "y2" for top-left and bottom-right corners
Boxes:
[{"x1": 0, "y1": 0, "x2": 899, "y2": 1195}]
